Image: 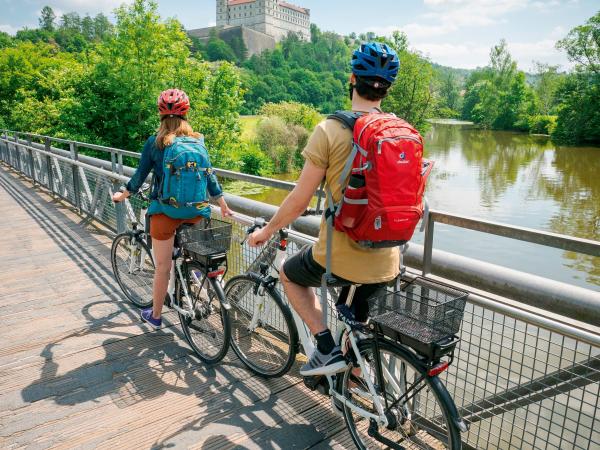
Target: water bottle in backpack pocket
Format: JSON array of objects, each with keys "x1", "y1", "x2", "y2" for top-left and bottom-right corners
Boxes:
[{"x1": 336, "y1": 174, "x2": 367, "y2": 229}]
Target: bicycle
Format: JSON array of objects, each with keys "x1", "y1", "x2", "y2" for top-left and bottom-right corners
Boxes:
[
  {"x1": 110, "y1": 185, "x2": 232, "y2": 364},
  {"x1": 225, "y1": 217, "x2": 469, "y2": 449}
]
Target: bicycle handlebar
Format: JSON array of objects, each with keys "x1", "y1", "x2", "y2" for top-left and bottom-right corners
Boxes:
[{"x1": 241, "y1": 217, "x2": 288, "y2": 246}]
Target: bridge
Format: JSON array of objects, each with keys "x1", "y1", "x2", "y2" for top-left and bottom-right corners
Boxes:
[{"x1": 1, "y1": 130, "x2": 599, "y2": 449}]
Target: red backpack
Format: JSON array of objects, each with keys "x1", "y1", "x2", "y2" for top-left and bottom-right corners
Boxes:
[{"x1": 327, "y1": 111, "x2": 434, "y2": 247}]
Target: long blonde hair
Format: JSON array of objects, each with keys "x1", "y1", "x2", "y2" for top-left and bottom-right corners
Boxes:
[{"x1": 156, "y1": 116, "x2": 201, "y2": 150}]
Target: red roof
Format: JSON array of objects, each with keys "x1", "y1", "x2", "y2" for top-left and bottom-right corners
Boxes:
[
  {"x1": 228, "y1": 0, "x2": 255, "y2": 6},
  {"x1": 279, "y1": 1, "x2": 309, "y2": 14}
]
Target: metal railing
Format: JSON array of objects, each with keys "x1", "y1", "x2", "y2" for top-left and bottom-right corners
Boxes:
[{"x1": 1, "y1": 130, "x2": 599, "y2": 450}]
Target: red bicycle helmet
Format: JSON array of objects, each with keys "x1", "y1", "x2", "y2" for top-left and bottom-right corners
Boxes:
[{"x1": 157, "y1": 88, "x2": 190, "y2": 117}]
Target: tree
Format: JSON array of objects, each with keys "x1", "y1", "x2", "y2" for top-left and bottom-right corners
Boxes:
[
  {"x1": 93, "y1": 14, "x2": 113, "y2": 41},
  {"x1": 39, "y1": 6, "x2": 56, "y2": 32},
  {"x1": 60, "y1": 12, "x2": 81, "y2": 32},
  {"x1": 0, "y1": 31, "x2": 12, "y2": 49},
  {"x1": 557, "y1": 11, "x2": 600, "y2": 75},
  {"x1": 532, "y1": 62, "x2": 562, "y2": 115},
  {"x1": 553, "y1": 11, "x2": 600, "y2": 145},
  {"x1": 206, "y1": 35, "x2": 238, "y2": 63},
  {"x1": 462, "y1": 40, "x2": 536, "y2": 131},
  {"x1": 382, "y1": 32, "x2": 436, "y2": 132}
]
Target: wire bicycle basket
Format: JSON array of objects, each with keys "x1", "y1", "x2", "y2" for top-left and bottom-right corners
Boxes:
[
  {"x1": 179, "y1": 218, "x2": 232, "y2": 261},
  {"x1": 368, "y1": 278, "x2": 468, "y2": 359}
]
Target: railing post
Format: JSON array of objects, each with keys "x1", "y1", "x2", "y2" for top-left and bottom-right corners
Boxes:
[
  {"x1": 422, "y1": 213, "x2": 435, "y2": 276},
  {"x1": 117, "y1": 152, "x2": 124, "y2": 176},
  {"x1": 45, "y1": 137, "x2": 54, "y2": 195},
  {"x1": 0, "y1": 131, "x2": 6, "y2": 162},
  {"x1": 110, "y1": 151, "x2": 117, "y2": 173},
  {"x1": 113, "y1": 180, "x2": 126, "y2": 233},
  {"x1": 14, "y1": 133, "x2": 21, "y2": 173},
  {"x1": 27, "y1": 136, "x2": 35, "y2": 185},
  {"x1": 70, "y1": 142, "x2": 82, "y2": 211}
]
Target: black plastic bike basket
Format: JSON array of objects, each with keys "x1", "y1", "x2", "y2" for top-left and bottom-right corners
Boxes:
[
  {"x1": 179, "y1": 219, "x2": 232, "y2": 259},
  {"x1": 368, "y1": 278, "x2": 468, "y2": 359}
]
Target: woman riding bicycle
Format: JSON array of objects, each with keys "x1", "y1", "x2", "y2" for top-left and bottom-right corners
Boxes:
[{"x1": 112, "y1": 88, "x2": 232, "y2": 329}]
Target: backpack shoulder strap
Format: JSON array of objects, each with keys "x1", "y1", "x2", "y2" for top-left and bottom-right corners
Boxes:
[{"x1": 327, "y1": 111, "x2": 362, "y2": 131}]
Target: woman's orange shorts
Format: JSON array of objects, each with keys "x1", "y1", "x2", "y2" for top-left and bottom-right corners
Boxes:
[{"x1": 149, "y1": 214, "x2": 203, "y2": 241}]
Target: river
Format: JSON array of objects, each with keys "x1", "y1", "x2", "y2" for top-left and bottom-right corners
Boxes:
[{"x1": 234, "y1": 120, "x2": 600, "y2": 291}]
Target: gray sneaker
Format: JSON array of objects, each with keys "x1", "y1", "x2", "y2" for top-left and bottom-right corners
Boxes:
[{"x1": 300, "y1": 346, "x2": 348, "y2": 376}]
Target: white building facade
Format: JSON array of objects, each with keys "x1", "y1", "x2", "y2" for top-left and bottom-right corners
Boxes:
[{"x1": 216, "y1": 0, "x2": 310, "y2": 42}]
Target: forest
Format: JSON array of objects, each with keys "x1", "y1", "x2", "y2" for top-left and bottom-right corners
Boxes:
[{"x1": 0, "y1": 0, "x2": 598, "y2": 176}]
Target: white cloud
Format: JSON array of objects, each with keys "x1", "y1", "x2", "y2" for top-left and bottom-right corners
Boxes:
[
  {"x1": 408, "y1": 39, "x2": 570, "y2": 71},
  {"x1": 25, "y1": 0, "x2": 132, "y2": 17},
  {"x1": 0, "y1": 24, "x2": 21, "y2": 35}
]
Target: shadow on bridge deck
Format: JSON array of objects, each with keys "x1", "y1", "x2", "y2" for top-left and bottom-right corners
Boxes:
[{"x1": 0, "y1": 165, "x2": 353, "y2": 449}]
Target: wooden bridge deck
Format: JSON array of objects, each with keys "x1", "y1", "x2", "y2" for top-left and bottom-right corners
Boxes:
[{"x1": 0, "y1": 165, "x2": 355, "y2": 449}]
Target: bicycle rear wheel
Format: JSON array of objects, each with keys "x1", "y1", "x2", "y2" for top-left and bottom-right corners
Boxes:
[
  {"x1": 225, "y1": 275, "x2": 297, "y2": 378},
  {"x1": 178, "y1": 262, "x2": 230, "y2": 364},
  {"x1": 111, "y1": 232, "x2": 154, "y2": 308},
  {"x1": 337, "y1": 338, "x2": 462, "y2": 450}
]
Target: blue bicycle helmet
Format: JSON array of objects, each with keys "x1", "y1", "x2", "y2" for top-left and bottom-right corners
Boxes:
[{"x1": 351, "y1": 42, "x2": 400, "y2": 84}]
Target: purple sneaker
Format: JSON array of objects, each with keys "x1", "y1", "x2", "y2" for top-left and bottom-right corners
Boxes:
[{"x1": 140, "y1": 308, "x2": 162, "y2": 329}]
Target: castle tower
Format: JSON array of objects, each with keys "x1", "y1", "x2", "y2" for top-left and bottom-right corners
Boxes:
[{"x1": 216, "y1": 0, "x2": 228, "y2": 26}]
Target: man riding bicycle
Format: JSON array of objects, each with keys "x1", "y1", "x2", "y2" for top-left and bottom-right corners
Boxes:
[{"x1": 249, "y1": 42, "x2": 401, "y2": 376}]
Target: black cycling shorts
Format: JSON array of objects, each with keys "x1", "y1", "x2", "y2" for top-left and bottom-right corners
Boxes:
[{"x1": 282, "y1": 246, "x2": 388, "y2": 322}]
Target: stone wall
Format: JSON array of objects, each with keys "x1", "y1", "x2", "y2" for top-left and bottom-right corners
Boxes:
[{"x1": 187, "y1": 26, "x2": 276, "y2": 57}]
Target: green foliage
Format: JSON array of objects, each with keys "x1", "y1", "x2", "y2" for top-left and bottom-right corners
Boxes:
[
  {"x1": 259, "y1": 101, "x2": 321, "y2": 130},
  {"x1": 0, "y1": 32, "x2": 13, "y2": 49},
  {"x1": 556, "y1": 11, "x2": 600, "y2": 75},
  {"x1": 552, "y1": 73, "x2": 600, "y2": 145},
  {"x1": 255, "y1": 116, "x2": 305, "y2": 172},
  {"x1": 551, "y1": 12, "x2": 600, "y2": 146},
  {"x1": 39, "y1": 6, "x2": 56, "y2": 32},
  {"x1": 242, "y1": 26, "x2": 351, "y2": 114},
  {"x1": 205, "y1": 33, "x2": 238, "y2": 63},
  {"x1": 381, "y1": 32, "x2": 437, "y2": 132},
  {"x1": 0, "y1": 0, "x2": 243, "y2": 167},
  {"x1": 462, "y1": 40, "x2": 536, "y2": 132},
  {"x1": 188, "y1": 61, "x2": 244, "y2": 169},
  {"x1": 528, "y1": 115, "x2": 558, "y2": 135},
  {"x1": 237, "y1": 143, "x2": 274, "y2": 176},
  {"x1": 532, "y1": 62, "x2": 563, "y2": 115}
]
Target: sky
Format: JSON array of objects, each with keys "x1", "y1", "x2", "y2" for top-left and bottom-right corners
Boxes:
[{"x1": 1, "y1": 0, "x2": 598, "y2": 71}]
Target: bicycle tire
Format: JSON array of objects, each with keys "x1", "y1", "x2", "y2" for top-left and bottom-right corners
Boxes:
[
  {"x1": 225, "y1": 274, "x2": 298, "y2": 378},
  {"x1": 178, "y1": 262, "x2": 231, "y2": 364},
  {"x1": 337, "y1": 338, "x2": 462, "y2": 450},
  {"x1": 111, "y1": 232, "x2": 155, "y2": 308}
]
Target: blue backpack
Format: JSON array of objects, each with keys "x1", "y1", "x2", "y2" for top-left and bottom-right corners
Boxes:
[{"x1": 156, "y1": 136, "x2": 213, "y2": 219}]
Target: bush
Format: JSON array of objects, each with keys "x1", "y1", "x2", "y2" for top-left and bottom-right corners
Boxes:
[
  {"x1": 256, "y1": 116, "x2": 298, "y2": 172},
  {"x1": 259, "y1": 101, "x2": 321, "y2": 130},
  {"x1": 237, "y1": 143, "x2": 273, "y2": 176},
  {"x1": 528, "y1": 115, "x2": 557, "y2": 135}
]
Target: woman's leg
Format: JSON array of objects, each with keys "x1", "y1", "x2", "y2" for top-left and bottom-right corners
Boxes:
[{"x1": 151, "y1": 235, "x2": 175, "y2": 319}]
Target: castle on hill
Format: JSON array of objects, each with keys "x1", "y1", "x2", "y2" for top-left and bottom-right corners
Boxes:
[{"x1": 188, "y1": 0, "x2": 311, "y2": 57}]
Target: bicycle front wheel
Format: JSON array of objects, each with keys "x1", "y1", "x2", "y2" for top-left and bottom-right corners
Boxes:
[
  {"x1": 178, "y1": 262, "x2": 230, "y2": 364},
  {"x1": 111, "y1": 232, "x2": 154, "y2": 308},
  {"x1": 337, "y1": 338, "x2": 462, "y2": 450},
  {"x1": 225, "y1": 275, "x2": 297, "y2": 378}
]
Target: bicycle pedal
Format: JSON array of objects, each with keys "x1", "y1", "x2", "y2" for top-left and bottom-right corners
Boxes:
[{"x1": 303, "y1": 375, "x2": 325, "y2": 391}]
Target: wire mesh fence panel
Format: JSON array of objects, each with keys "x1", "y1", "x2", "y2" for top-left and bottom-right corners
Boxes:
[
  {"x1": 56, "y1": 159, "x2": 76, "y2": 205},
  {"x1": 441, "y1": 304, "x2": 600, "y2": 450}
]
